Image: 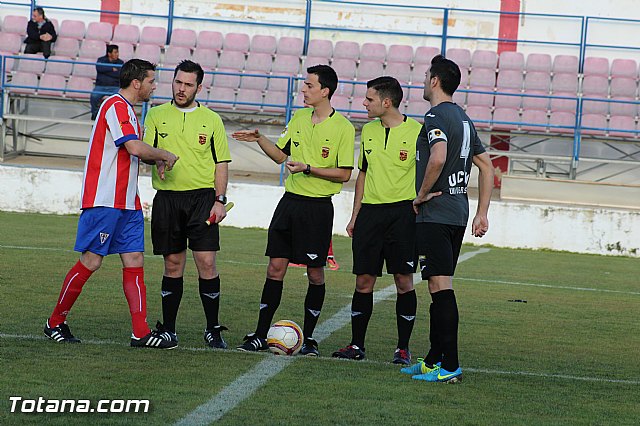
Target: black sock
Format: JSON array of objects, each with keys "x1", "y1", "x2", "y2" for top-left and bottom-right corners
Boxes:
[
  {"x1": 396, "y1": 289, "x2": 417, "y2": 350},
  {"x1": 425, "y1": 301, "x2": 442, "y2": 366},
  {"x1": 432, "y1": 289, "x2": 459, "y2": 371},
  {"x1": 350, "y1": 290, "x2": 373, "y2": 349},
  {"x1": 161, "y1": 276, "x2": 183, "y2": 333},
  {"x1": 199, "y1": 276, "x2": 221, "y2": 331},
  {"x1": 303, "y1": 283, "x2": 325, "y2": 340},
  {"x1": 255, "y1": 278, "x2": 283, "y2": 338}
]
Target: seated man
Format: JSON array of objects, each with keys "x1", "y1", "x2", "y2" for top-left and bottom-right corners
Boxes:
[
  {"x1": 90, "y1": 45, "x2": 124, "y2": 120},
  {"x1": 24, "y1": 7, "x2": 57, "y2": 59}
]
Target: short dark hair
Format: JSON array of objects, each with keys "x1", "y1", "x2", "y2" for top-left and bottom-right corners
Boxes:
[
  {"x1": 367, "y1": 76, "x2": 404, "y2": 108},
  {"x1": 34, "y1": 7, "x2": 45, "y2": 18},
  {"x1": 173, "y1": 60, "x2": 204, "y2": 86},
  {"x1": 106, "y1": 44, "x2": 119, "y2": 54},
  {"x1": 306, "y1": 64, "x2": 338, "y2": 99},
  {"x1": 429, "y1": 54, "x2": 461, "y2": 96},
  {"x1": 120, "y1": 59, "x2": 155, "y2": 89}
]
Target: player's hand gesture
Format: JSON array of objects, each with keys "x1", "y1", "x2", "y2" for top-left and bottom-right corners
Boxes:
[
  {"x1": 156, "y1": 160, "x2": 166, "y2": 180},
  {"x1": 472, "y1": 214, "x2": 489, "y2": 237},
  {"x1": 232, "y1": 129, "x2": 261, "y2": 142},
  {"x1": 285, "y1": 161, "x2": 306, "y2": 174},
  {"x1": 412, "y1": 191, "x2": 442, "y2": 214}
]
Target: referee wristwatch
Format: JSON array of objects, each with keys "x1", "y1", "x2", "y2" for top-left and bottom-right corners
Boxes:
[
  {"x1": 303, "y1": 164, "x2": 311, "y2": 175},
  {"x1": 215, "y1": 194, "x2": 227, "y2": 205}
]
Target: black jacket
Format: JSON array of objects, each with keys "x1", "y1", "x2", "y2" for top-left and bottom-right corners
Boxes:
[{"x1": 25, "y1": 19, "x2": 57, "y2": 44}]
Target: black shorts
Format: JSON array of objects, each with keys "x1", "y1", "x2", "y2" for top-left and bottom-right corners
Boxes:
[
  {"x1": 352, "y1": 201, "x2": 416, "y2": 276},
  {"x1": 266, "y1": 192, "x2": 333, "y2": 267},
  {"x1": 151, "y1": 188, "x2": 220, "y2": 255},
  {"x1": 415, "y1": 222, "x2": 466, "y2": 278}
]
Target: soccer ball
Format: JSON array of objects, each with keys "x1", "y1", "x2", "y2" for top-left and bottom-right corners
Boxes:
[{"x1": 266, "y1": 320, "x2": 304, "y2": 356}]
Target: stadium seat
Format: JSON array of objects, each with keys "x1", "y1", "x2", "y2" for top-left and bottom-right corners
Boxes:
[
  {"x1": 550, "y1": 91, "x2": 578, "y2": 113},
  {"x1": 583, "y1": 57, "x2": 609, "y2": 76},
  {"x1": 520, "y1": 109, "x2": 548, "y2": 132},
  {"x1": 332, "y1": 58, "x2": 357, "y2": 80},
  {"x1": 467, "y1": 69, "x2": 495, "y2": 108},
  {"x1": 522, "y1": 90, "x2": 550, "y2": 112},
  {"x1": 17, "y1": 54, "x2": 46, "y2": 74},
  {"x1": 446, "y1": 48, "x2": 471, "y2": 70},
  {"x1": 250, "y1": 34, "x2": 277, "y2": 54},
  {"x1": 140, "y1": 26, "x2": 167, "y2": 47},
  {"x1": 360, "y1": 42, "x2": 386, "y2": 63},
  {"x1": 411, "y1": 63, "x2": 430, "y2": 85},
  {"x1": 465, "y1": 105, "x2": 492, "y2": 128},
  {"x1": 498, "y1": 51, "x2": 525, "y2": 72},
  {"x1": 497, "y1": 69, "x2": 524, "y2": 90},
  {"x1": 79, "y1": 39, "x2": 106, "y2": 60},
  {"x1": 245, "y1": 52, "x2": 273, "y2": 72},
  {"x1": 241, "y1": 72, "x2": 269, "y2": 91},
  {"x1": 2, "y1": 15, "x2": 28, "y2": 35},
  {"x1": 86, "y1": 22, "x2": 113, "y2": 42},
  {"x1": 38, "y1": 73, "x2": 66, "y2": 97},
  {"x1": 272, "y1": 54, "x2": 300, "y2": 75},
  {"x1": 608, "y1": 115, "x2": 637, "y2": 138},
  {"x1": 386, "y1": 44, "x2": 413, "y2": 64},
  {"x1": 524, "y1": 71, "x2": 551, "y2": 92},
  {"x1": 495, "y1": 70, "x2": 523, "y2": 109},
  {"x1": 384, "y1": 62, "x2": 411, "y2": 84},
  {"x1": 333, "y1": 41, "x2": 360, "y2": 61},
  {"x1": 493, "y1": 107, "x2": 519, "y2": 131},
  {"x1": 72, "y1": 58, "x2": 97, "y2": 79},
  {"x1": 112, "y1": 24, "x2": 140, "y2": 44},
  {"x1": 65, "y1": 75, "x2": 93, "y2": 98},
  {"x1": 201, "y1": 69, "x2": 214, "y2": 88},
  {"x1": 116, "y1": 42, "x2": 134, "y2": 61},
  {"x1": 307, "y1": 39, "x2": 333, "y2": 58},
  {"x1": 135, "y1": 44, "x2": 162, "y2": 64},
  {"x1": 552, "y1": 55, "x2": 579, "y2": 74},
  {"x1": 213, "y1": 68, "x2": 241, "y2": 89},
  {"x1": 8, "y1": 71, "x2": 38, "y2": 94},
  {"x1": 609, "y1": 77, "x2": 637, "y2": 116},
  {"x1": 405, "y1": 100, "x2": 427, "y2": 120},
  {"x1": 151, "y1": 82, "x2": 172, "y2": 104},
  {"x1": 466, "y1": 87, "x2": 494, "y2": 109},
  {"x1": 355, "y1": 60, "x2": 384, "y2": 83},
  {"x1": 170, "y1": 28, "x2": 197, "y2": 49},
  {"x1": 0, "y1": 52, "x2": 16, "y2": 73},
  {"x1": 407, "y1": 87, "x2": 424, "y2": 101},
  {"x1": 197, "y1": 31, "x2": 224, "y2": 51},
  {"x1": 582, "y1": 75, "x2": 609, "y2": 115},
  {"x1": 235, "y1": 88, "x2": 263, "y2": 111},
  {"x1": 452, "y1": 90, "x2": 466, "y2": 107},
  {"x1": 218, "y1": 50, "x2": 246, "y2": 71},
  {"x1": 303, "y1": 55, "x2": 330, "y2": 69},
  {"x1": 262, "y1": 90, "x2": 289, "y2": 113},
  {"x1": 155, "y1": 68, "x2": 174, "y2": 83},
  {"x1": 610, "y1": 59, "x2": 638, "y2": 79},
  {"x1": 525, "y1": 53, "x2": 552, "y2": 74},
  {"x1": 471, "y1": 49, "x2": 498, "y2": 70},
  {"x1": 224, "y1": 32, "x2": 250, "y2": 53},
  {"x1": 349, "y1": 96, "x2": 368, "y2": 119},
  {"x1": 331, "y1": 95, "x2": 350, "y2": 113},
  {"x1": 549, "y1": 111, "x2": 576, "y2": 134},
  {"x1": 581, "y1": 113, "x2": 607, "y2": 136},
  {"x1": 276, "y1": 36, "x2": 304, "y2": 57},
  {"x1": 192, "y1": 48, "x2": 219, "y2": 69},
  {"x1": 414, "y1": 46, "x2": 439, "y2": 65},
  {"x1": 552, "y1": 72, "x2": 578, "y2": 94},
  {"x1": 44, "y1": 56, "x2": 73, "y2": 77},
  {"x1": 207, "y1": 86, "x2": 235, "y2": 110},
  {"x1": 0, "y1": 32, "x2": 22, "y2": 54},
  {"x1": 468, "y1": 68, "x2": 496, "y2": 89},
  {"x1": 163, "y1": 46, "x2": 192, "y2": 67},
  {"x1": 53, "y1": 37, "x2": 80, "y2": 58}
]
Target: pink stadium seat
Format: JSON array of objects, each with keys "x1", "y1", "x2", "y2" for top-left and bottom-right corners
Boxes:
[
  {"x1": 497, "y1": 69, "x2": 524, "y2": 90},
  {"x1": 550, "y1": 91, "x2": 578, "y2": 113},
  {"x1": 499, "y1": 51, "x2": 525, "y2": 72},
  {"x1": 356, "y1": 60, "x2": 384, "y2": 81},
  {"x1": 525, "y1": 53, "x2": 552, "y2": 73},
  {"x1": 213, "y1": 68, "x2": 241, "y2": 89},
  {"x1": 192, "y1": 48, "x2": 219, "y2": 69},
  {"x1": 250, "y1": 34, "x2": 277, "y2": 54},
  {"x1": 0, "y1": 32, "x2": 22, "y2": 54},
  {"x1": 407, "y1": 87, "x2": 424, "y2": 101},
  {"x1": 411, "y1": 63, "x2": 430, "y2": 85},
  {"x1": 17, "y1": 54, "x2": 46, "y2": 74},
  {"x1": 276, "y1": 36, "x2": 303, "y2": 56},
  {"x1": 414, "y1": 46, "x2": 439, "y2": 65},
  {"x1": 581, "y1": 113, "x2": 607, "y2": 136},
  {"x1": 465, "y1": 105, "x2": 492, "y2": 128},
  {"x1": 332, "y1": 58, "x2": 357, "y2": 80},
  {"x1": 333, "y1": 41, "x2": 360, "y2": 61},
  {"x1": 116, "y1": 42, "x2": 134, "y2": 61},
  {"x1": 151, "y1": 82, "x2": 172, "y2": 104},
  {"x1": 331, "y1": 95, "x2": 350, "y2": 113},
  {"x1": 86, "y1": 22, "x2": 113, "y2": 42},
  {"x1": 112, "y1": 24, "x2": 140, "y2": 44},
  {"x1": 386, "y1": 44, "x2": 413, "y2": 64},
  {"x1": 307, "y1": 39, "x2": 333, "y2": 58},
  {"x1": 493, "y1": 107, "x2": 519, "y2": 131},
  {"x1": 163, "y1": 46, "x2": 191, "y2": 67},
  {"x1": 38, "y1": 73, "x2": 66, "y2": 96},
  {"x1": 268, "y1": 72, "x2": 295, "y2": 92},
  {"x1": 610, "y1": 77, "x2": 637, "y2": 98},
  {"x1": 65, "y1": 76, "x2": 93, "y2": 98},
  {"x1": 155, "y1": 69, "x2": 174, "y2": 83},
  {"x1": 170, "y1": 28, "x2": 197, "y2": 49},
  {"x1": 45, "y1": 56, "x2": 73, "y2": 77},
  {"x1": 245, "y1": 52, "x2": 273, "y2": 72},
  {"x1": 452, "y1": 90, "x2": 466, "y2": 107},
  {"x1": 207, "y1": 86, "x2": 235, "y2": 110},
  {"x1": 384, "y1": 62, "x2": 411, "y2": 84},
  {"x1": 240, "y1": 71, "x2": 269, "y2": 91},
  {"x1": 236, "y1": 88, "x2": 263, "y2": 111},
  {"x1": 494, "y1": 89, "x2": 521, "y2": 109},
  {"x1": 197, "y1": 31, "x2": 224, "y2": 51},
  {"x1": 262, "y1": 90, "x2": 289, "y2": 113},
  {"x1": 471, "y1": 50, "x2": 498, "y2": 70},
  {"x1": 303, "y1": 55, "x2": 330, "y2": 68},
  {"x1": 8, "y1": 71, "x2": 38, "y2": 94},
  {"x1": 610, "y1": 59, "x2": 637, "y2": 79},
  {"x1": 201, "y1": 69, "x2": 214, "y2": 88},
  {"x1": 0, "y1": 51, "x2": 16, "y2": 73},
  {"x1": 582, "y1": 75, "x2": 609, "y2": 114},
  {"x1": 583, "y1": 57, "x2": 609, "y2": 76},
  {"x1": 140, "y1": 26, "x2": 167, "y2": 47},
  {"x1": 349, "y1": 96, "x2": 368, "y2": 119},
  {"x1": 524, "y1": 71, "x2": 551, "y2": 92},
  {"x1": 466, "y1": 88, "x2": 494, "y2": 108},
  {"x1": 552, "y1": 73, "x2": 578, "y2": 93},
  {"x1": 53, "y1": 37, "x2": 80, "y2": 57},
  {"x1": 135, "y1": 44, "x2": 161, "y2": 64},
  {"x1": 79, "y1": 39, "x2": 106, "y2": 60},
  {"x1": 72, "y1": 58, "x2": 97, "y2": 79},
  {"x1": 3, "y1": 15, "x2": 28, "y2": 35},
  {"x1": 608, "y1": 115, "x2": 637, "y2": 138},
  {"x1": 360, "y1": 43, "x2": 386, "y2": 63},
  {"x1": 224, "y1": 32, "x2": 250, "y2": 53},
  {"x1": 217, "y1": 50, "x2": 245, "y2": 70},
  {"x1": 446, "y1": 48, "x2": 471, "y2": 70},
  {"x1": 405, "y1": 100, "x2": 427, "y2": 120},
  {"x1": 520, "y1": 109, "x2": 548, "y2": 132},
  {"x1": 522, "y1": 90, "x2": 550, "y2": 112},
  {"x1": 468, "y1": 68, "x2": 496, "y2": 88},
  {"x1": 549, "y1": 111, "x2": 576, "y2": 134},
  {"x1": 272, "y1": 54, "x2": 300, "y2": 74},
  {"x1": 552, "y1": 55, "x2": 579, "y2": 74},
  {"x1": 609, "y1": 97, "x2": 637, "y2": 117}
]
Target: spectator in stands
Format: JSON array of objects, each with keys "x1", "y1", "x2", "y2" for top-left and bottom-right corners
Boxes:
[
  {"x1": 24, "y1": 7, "x2": 57, "y2": 59},
  {"x1": 91, "y1": 45, "x2": 124, "y2": 120}
]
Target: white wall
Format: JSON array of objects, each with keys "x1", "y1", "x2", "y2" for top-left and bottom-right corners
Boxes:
[{"x1": 1, "y1": 164, "x2": 638, "y2": 257}]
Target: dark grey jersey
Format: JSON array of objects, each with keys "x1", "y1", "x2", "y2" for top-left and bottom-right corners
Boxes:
[{"x1": 415, "y1": 101, "x2": 486, "y2": 226}]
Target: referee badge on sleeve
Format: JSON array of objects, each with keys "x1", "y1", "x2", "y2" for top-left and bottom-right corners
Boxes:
[
  {"x1": 198, "y1": 134, "x2": 207, "y2": 145},
  {"x1": 428, "y1": 128, "x2": 447, "y2": 143}
]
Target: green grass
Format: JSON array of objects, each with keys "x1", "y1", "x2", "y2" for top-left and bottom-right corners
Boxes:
[{"x1": 1, "y1": 211, "x2": 639, "y2": 425}]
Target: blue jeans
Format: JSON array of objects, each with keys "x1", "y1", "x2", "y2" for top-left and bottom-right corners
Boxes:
[{"x1": 90, "y1": 85, "x2": 120, "y2": 119}]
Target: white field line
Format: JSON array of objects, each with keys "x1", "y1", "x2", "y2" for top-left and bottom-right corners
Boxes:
[
  {"x1": 2, "y1": 332, "x2": 638, "y2": 387},
  {"x1": 455, "y1": 277, "x2": 640, "y2": 296}
]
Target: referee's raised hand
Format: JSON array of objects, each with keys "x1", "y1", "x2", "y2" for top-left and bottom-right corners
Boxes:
[{"x1": 232, "y1": 129, "x2": 261, "y2": 142}]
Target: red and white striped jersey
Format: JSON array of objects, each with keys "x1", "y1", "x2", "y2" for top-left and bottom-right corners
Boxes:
[{"x1": 81, "y1": 94, "x2": 142, "y2": 210}]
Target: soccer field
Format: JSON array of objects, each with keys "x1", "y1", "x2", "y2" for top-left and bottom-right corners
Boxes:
[{"x1": 1, "y1": 211, "x2": 639, "y2": 425}]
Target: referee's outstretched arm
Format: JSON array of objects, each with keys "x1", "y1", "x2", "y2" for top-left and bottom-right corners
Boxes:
[{"x1": 232, "y1": 129, "x2": 287, "y2": 164}]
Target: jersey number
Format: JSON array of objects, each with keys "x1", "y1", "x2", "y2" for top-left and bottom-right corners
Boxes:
[{"x1": 461, "y1": 121, "x2": 471, "y2": 161}]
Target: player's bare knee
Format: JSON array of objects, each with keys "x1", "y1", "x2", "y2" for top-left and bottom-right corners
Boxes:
[
  {"x1": 307, "y1": 267, "x2": 325, "y2": 285},
  {"x1": 394, "y1": 274, "x2": 414, "y2": 294},
  {"x1": 355, "y1": 274, "x2": 375, "y2": 293},
  {"x1": 266, "y1": 259, "x2": 287, "y2": 280}
]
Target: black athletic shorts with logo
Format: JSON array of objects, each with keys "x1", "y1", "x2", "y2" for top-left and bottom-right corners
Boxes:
[
  {"x1": 352, "y1": 201, "x2": 416, "y2": 276},
  {"x1": 151, "y1": 188, "x2": 220, "y2": 255},
  {"x1": 415, "y1": 222, "x2": 466, "y2": 279},
  {"x1": 266, "y1": 192, "x2": 333, "y2": 267}
]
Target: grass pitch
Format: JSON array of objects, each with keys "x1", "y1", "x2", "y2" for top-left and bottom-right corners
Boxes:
[{"x1": 1, "y1": 211, "x2": 639, "y2": 425}]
